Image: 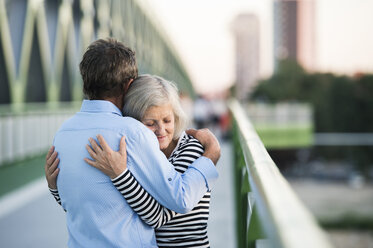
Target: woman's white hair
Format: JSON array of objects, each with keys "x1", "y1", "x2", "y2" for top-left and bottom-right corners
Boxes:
[{"x1": 123, "y1": 74, "x2": 188, "y2": 139}]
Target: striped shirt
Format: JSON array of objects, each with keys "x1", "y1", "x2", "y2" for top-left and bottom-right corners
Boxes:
[
  {"x1": 50, "y1": 132, "x2": 211, "y2": 247},
  {"x1": 113, "y1": 132, "x2": 211, "y2": 247}
]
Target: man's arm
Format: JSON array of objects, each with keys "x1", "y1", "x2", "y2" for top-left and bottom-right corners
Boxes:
[
  {"x1": 186, "y1": 128, "x2": 221, "y2": 165},
  {"x1": 47, "y1": 167, "x2": 176, "y2": 226},
  {"x1": 86, "y1": 125, "x2": 219, "y2": 213}
]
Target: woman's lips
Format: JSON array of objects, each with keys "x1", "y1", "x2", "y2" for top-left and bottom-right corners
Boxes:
[{"x1": 157, "y1": 136, "x2": 166, "y2": 141}]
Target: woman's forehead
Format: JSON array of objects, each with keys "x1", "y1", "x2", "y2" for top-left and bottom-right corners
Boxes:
[{"x1": 143, "y1": 103, "x2": 174, "y2": 118}]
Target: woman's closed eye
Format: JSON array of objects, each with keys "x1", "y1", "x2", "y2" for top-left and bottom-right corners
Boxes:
[{"x1": 145, "y1": 122, "x2": 154, "y2": 127}]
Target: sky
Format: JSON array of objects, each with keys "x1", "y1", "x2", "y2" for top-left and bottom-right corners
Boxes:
[
  {"x1": 145, "y1": 0, "x2": 373, "y2": 94},
  {"x1": 316, "y1": 0, "x2": 373, "y2": 74}
]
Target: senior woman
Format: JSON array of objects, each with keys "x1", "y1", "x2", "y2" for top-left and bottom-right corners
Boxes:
[{"x1": 46, "y1": 74, "x2": 214, "y2": 248}]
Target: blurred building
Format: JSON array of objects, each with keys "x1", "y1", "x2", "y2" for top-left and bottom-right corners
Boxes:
[
  {"x1": 273, "y1": 0, "x2": 316, "y2": 72},
  {"x1": 297, "y1": 0, "x2": 316, "y2": 72},
  {"x1": 231, "y1": 13, "x2": 260, "y2": 101}
]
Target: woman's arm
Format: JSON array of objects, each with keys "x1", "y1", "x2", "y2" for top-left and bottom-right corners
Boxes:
[
  {"x1": 49, "y1": 188, "x2": 62, "y2": 205},
  {"x1": 86, "y1": 136, "x2": 176, "y2": 228},
  {"x1": 46, "y1": 138, "x2": 176, "y2": 227},
  {"x1": 44, "y1": 146, "x2": 59, "y2": 189},
  {"x1": 112, "y1": 170, "x2": 176, "y2": 228},
  {"x1": 44, "y1": 146, "x2": 65, "y2": 211}
]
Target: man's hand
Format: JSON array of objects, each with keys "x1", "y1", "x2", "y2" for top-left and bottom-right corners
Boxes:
[
  {"x1": 44, "y1": 146, "x2": 60, "y2": 189},
  {"x1": 186, "y1": 128, "x2": 221, "y2": 165},
  {"x1": 85, "y1": 135, "x2": 127, "y2": 179}
]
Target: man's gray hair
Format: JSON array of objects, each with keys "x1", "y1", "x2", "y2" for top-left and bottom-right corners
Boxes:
[{"x1": 123, "y1": 74, "x2": 188, "y2": 139}]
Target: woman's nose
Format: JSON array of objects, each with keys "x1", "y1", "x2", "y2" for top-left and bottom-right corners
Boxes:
[{"x1": 156, "y1": 124, "x2": 166, "y2": 134}]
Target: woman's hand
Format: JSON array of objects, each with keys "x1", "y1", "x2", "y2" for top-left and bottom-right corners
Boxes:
[
  {"x1": 85, "y1": 135, "x2": 127, "y2": 179},
  {"x1": 45, "y1": 146, "x2": 60, "y2": 189}
]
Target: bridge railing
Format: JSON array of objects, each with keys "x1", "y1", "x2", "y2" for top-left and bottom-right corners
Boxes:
[
  {"x1": 0, "y1": 103, "x2": 79, "y2": 167},
  {"x1": 229, "y1": 99, "x2": 333, "y2": 248}
]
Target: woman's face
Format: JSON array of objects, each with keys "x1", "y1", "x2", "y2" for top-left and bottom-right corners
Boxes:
[{"x1": 141, "y1": 103, "x2": 175, "y2": 151}]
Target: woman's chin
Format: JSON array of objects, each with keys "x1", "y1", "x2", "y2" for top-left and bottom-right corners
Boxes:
[{"x1": 159, "y1": 144, "x2": 168, "y2": 151}]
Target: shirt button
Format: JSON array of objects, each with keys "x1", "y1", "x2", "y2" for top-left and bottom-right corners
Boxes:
[{"x1": 168, "y1": 178, "x2": 172, "y2": 181}]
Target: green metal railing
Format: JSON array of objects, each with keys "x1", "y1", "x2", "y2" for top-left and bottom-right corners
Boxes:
[{"x1": 230, "y1": 99, "x2": 333, "y2": 248}]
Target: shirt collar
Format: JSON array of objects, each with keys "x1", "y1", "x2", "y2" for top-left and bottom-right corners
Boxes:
[
  {"x1": 80, "y1": 100, "x2": 123, "y2": 116},
  {"x1": 169, "y1": 131, "x2": 187, "y2": 158}
]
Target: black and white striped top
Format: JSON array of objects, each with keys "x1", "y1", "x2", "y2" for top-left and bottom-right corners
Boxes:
[
  {"x1": 112, "y1": 132, "x2": 211, "y2": 248},
  {"x1": 50, "y1": 132, "x2": 211, "y2": 247}
]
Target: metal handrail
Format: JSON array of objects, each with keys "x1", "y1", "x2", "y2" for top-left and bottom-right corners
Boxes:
[
  {"x1": 0, "y1": 103, "x2": 79, "y2": 166},
  {"x1": 229, "y1": 99, "x2": 333, "y2": 248}
]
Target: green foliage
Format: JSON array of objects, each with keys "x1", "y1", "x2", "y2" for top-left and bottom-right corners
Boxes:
[
  {"x1": 251, "y1": 59, "x2": 373, "y2": 133},
  {"x1": 250, "y1": 59, "x2": 373, "y2": 175},
  {"x1": 251, "y1": 59, "x2": 306, "y2": 102}
]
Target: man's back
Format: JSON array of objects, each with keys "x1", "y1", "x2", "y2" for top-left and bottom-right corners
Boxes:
[{"x1": 54, "y1": 100, "x2": 157, "y2": 247}]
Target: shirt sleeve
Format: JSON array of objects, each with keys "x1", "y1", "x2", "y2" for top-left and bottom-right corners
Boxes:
[
  {"x1": 123, "y1": 122, "x2": 219, "y2": 213},
  {"x1": 112, "y1": 169, "x2": 176, "y2": 228},
  {"x1": 49, "y1": 188, "x2": 66, "y2": 212}
]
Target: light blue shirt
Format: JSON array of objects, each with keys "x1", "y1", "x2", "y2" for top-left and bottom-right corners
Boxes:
[{"x1": 54, "y1": 100, "x2": 218, "y2": 248}]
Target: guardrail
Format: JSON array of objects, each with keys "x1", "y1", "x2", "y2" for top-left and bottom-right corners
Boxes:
[
  {"x1": 0, "y1": 103, "x2": 79, "y2": 166},
  {"x1": 229, "y1": 99, "x2": 333, "y2": 248}
]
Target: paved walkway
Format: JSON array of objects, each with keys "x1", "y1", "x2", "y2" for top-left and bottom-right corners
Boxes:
[
  {"x1": 208, "y1": 141, "x2": 236, "y2": 248},
  {"x1": 289, "y1": 179, "x2": 373, "y2": 220},
  {"x1": 0, "y1": 180, "x2": 68, "y2": 248},
  {"x1": 0, "y1": 141, "x2": 236, "y2": 247},
  {"x1": 289, "y1": 179, "x2": 373, "y2": 248}
]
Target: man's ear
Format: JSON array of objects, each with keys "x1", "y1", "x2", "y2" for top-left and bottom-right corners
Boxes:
[{"x1": 123, "y1": 78, "x2": 134, "y2": 95}]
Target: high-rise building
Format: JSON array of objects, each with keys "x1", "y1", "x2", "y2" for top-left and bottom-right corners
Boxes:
[
  {"x1": 232, "y1": 14, "x2": 260, "y2": 101},
  {"x1": 273, "y1": 0, "x2": 316, "y2": 72},
  {"x1": 297, "y1": 0, "x2": 316, "y2": 71}
]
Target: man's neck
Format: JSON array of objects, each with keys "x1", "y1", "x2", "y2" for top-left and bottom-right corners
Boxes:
[{"x1": 102, "y1": 97, "x2": 123, "y2": 110}]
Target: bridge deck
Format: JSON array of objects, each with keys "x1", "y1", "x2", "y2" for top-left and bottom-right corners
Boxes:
[{"x1": 208, "y1": 141, "x2": 236, "y2": 248}]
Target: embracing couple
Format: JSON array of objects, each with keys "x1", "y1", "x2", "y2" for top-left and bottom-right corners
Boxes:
[{"x1": 44, "y1": 38, "x2": 221, "y2": 247}]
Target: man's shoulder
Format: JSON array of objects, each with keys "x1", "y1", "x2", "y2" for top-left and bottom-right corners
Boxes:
[
  {"x1": 57, "y1": 113, "x2": 143, "y2": 131},
  {"x1": 54, "y1": 114, "x2": 156, "y2": 146},
  {"x1": 121, "y1": 117, "x2": 157, "y2": 142}
]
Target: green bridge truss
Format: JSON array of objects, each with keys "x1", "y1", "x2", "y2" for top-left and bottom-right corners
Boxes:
[{"x1": 0, "y1": 0, "x2": 194, "y2": 106}]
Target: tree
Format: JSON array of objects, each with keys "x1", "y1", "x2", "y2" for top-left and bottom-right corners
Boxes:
[{"x1": 250, "y1": 59, "x2": 373, "y2": 176}]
